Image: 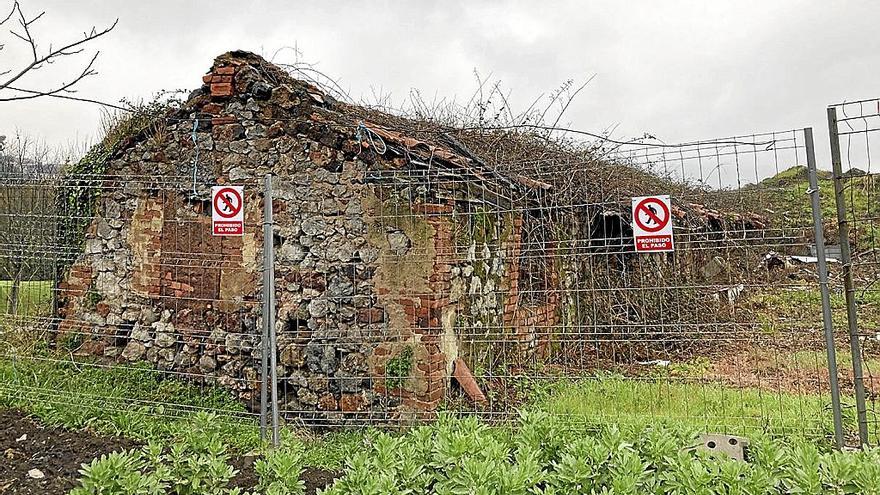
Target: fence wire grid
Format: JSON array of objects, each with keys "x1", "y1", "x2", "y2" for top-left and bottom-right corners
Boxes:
[
  {"x1": 828, "y1": 99, "x2": 880, "y2": 446},
  {"x1": 0, "y1": 111, "x2": 873, "y2": 448}
]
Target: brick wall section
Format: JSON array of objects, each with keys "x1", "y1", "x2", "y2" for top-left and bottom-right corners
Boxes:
[
  {"x1": 408, "y1": 204, "x2": 454, "y2": 411},
  {"x1": 501, "y1": 215, "x2": 560, "y2": 356},
  {"x1": 159, "y1": 205, "x2": 220, "y2": 302},
  {"x1": 129, "y1": 197, "x2": 164, "y2": 298},
  {"x1": 373, "y1": 202, "x2": 454, "y2": 414},
  {"x1": 57, "y1": 263, "x2": 93, "y2": 334},
  {"x1": 502, "y1": 216, "x2": 525, "y2": 325},
  {"x1": 204, "y1": 65, "x2": 237, "y2": 98}
]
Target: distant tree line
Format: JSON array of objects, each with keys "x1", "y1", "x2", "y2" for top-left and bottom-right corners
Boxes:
[{"x1": 0, "y1": 133, "x2": 61, "y2": 313}]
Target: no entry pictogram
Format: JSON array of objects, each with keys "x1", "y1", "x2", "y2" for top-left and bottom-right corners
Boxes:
[
  {"x1": 634, "y1": 197, "x2": 670, "y2": 233},
  {"x1": 632, "y1": 195, "x2": 674, "y2": 252},
  {"x1": 214, "y1": 187, "x2": 242, "y2": 218},
  {"x1": 212, "y1": 186, "x2": 244, "y2": 236}
]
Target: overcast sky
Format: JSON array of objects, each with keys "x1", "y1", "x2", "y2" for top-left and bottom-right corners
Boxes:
[{"x1": 2, "y1": 0, "x2": 879, "y2": 179}]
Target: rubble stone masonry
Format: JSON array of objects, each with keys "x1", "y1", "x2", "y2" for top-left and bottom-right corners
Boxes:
[{"x1": 57, "y1": 53, "x2": 561, "y2": 422}]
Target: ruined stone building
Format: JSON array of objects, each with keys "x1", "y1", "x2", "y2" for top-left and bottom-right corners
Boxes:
[
  {"x1": 56, "y1": 52, "x2": 568, "y2": 420},
  {"x1": 55, "y1": 52, "x2": 770, "y2": 422}
]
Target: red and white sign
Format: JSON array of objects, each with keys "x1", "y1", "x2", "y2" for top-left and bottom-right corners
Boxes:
[
  {"x1": 632, "y1": 195, "x2": 674, "y2": 252},
  {"x1": 212, "y1": 186, "x2": 244, "y2": 236}
]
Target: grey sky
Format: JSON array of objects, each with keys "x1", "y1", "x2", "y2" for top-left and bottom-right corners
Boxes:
[{"x1": 2, "y1": 0, "x2": 879, "y2": 177}]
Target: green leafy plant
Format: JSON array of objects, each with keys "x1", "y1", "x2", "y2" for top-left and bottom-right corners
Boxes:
[
  {"x1": 70, "y1": 413, "x2": 245, "y2": 495},
  {"x1": 71, "y1": 451, "x2": 167, "y2": 495},
  {"x1": 385, "y1": 345, "x2": 413, "y2": 390},
  {"x1": 83, "y1": 284, "x2": 102, "y2": 310},
  {"x1": 255, "y1": 443, "x2": 307, "y2": 495},
  {"x1": 319, "y1": 412, "x2": 880, "y2": 495}
]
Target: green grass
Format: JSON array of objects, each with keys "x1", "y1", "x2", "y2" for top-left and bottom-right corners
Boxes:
[
  {"x1": 750, "y1": 288, "x2": 880, "y2": 331},
  {"x1": 3, "y1": 354, "x2": 878, "y2": 470},
  {"x1": 758, "y1": 166, "x2": 880, "y2": 250},
  {"x1": 0, "y1": 356, "x2": 367, "y2": 468},
  {"x1": 789, "y1": 348, "x2": 880, "y2": 373},
  {"x1": 526, "y1": 375, "x2": 851, "y2": 441},
  {"x1": 0, "y1": 357, "x2": 262, "y2": 449},
  {"x1": 0, "y1": 280, "x2": 52, "y2": 316}
]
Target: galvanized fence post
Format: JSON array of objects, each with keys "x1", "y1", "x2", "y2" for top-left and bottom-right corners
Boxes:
[
  {"x1": 262, "y1": 173, "x2": 280, "y2": 447},
  {"x1": 827, "y1": 107, "x2": 870, "y2": 446},
  {"x1": 260, "y1": 181, "x2": 270, "y2": 442},
  {"x1": 804, "y1": 127, "x2": 844, "y2": 449}
]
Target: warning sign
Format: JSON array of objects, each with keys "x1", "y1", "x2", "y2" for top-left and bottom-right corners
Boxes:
[
  {"x1": 632, "y1": 195, "x2": 674, "y2": 252},
  {"x1": 212, "y1": 186, "x2": 244, "y2": 236}
]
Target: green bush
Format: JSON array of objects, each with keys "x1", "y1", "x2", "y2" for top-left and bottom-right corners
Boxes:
[
  {"x1": 71, "y1": 412, "x2": 258, "y2": 495},
  {"x1": 319, "y1": 412, "x2": 880, "y2": 495}
]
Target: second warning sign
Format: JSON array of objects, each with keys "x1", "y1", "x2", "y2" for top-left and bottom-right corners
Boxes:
[
  {"x1": 212, "y1": 185, "x2": 244, "y2": 236},
  {"x1": 632, "y1": 195, "x2": 674, "y2": 252}
]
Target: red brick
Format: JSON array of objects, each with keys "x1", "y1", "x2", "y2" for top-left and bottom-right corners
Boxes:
[
  {"x1": 211, "y1": 116, "x2": 237, "y2": 125},
  {"x1": 202, "y1": 103, "x2": 223, "y2": 114},
  {"x1": 214, "y1": 66, "x2": 236, "y2": 75},
  {"x1": 339, "y1": 393, "x2": 365, "y2": 412},
  {"x1": 357, "y1": 308, "x2": 385, "y2": 324},
  {"x1": 317, "y1": 393, "x2": 338, "y2": 411},
  {"x1": 426, "y1": 387, "x2": 444, "y2": 402},
  {"x1": 95, "y1": 301, "x2": 111, "y2": 318},
  {"x1": 211, "y1": 83, "x2": 233, "y2": 97},
  {"x1": 418, "y1": 361, "x2": 444, "y2": 374}
]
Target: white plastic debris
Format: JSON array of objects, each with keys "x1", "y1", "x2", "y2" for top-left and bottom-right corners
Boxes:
[
  {"x1": 27, "y1": 468, "x2": 44, "y2": 479},
  {"x1": 15, "y1": 434, "x2": 26, "y2": 442},
  {"x1": 638, "y1": 359, "x2": 671, "y2": 367}
]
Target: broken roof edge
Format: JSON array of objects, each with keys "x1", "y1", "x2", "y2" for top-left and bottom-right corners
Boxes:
[
  {"x1": 203, "y1": 51, "x2": 552, "y2": 194},
  {"x1": 98, "y1": 51, "x2": 760, "y2": 226}
]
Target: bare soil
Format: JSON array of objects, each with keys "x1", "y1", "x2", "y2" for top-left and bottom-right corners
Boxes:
[
  {"x1": 0, "y1": 409, "x2": 338, "y2": 494},
  {"x1": 0, "y1": 408, "x2": 138, "y2": 494}
]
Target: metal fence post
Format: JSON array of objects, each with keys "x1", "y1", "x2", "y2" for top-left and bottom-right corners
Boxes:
[
  {"x1": 804, "y1": 127, "x2": 844, "y2": 449},
  {"x1": 260, "y1": 182, "x2": 270, "y2": 442},
  {"x1": 827, "y1": 107, "x2": 870, "y2": 446},
  {"x1": 263, "y1": 173, "x2": 280, "y2": 447}
]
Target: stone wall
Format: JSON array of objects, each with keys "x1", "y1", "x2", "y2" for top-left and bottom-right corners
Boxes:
[{"x1": 57, "y1": 54, "x2": 562, "y2": 422}]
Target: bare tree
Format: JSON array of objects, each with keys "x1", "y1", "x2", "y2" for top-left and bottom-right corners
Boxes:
[{"x1": 0, "y1": 1, "x2": 117, "y2": 103}]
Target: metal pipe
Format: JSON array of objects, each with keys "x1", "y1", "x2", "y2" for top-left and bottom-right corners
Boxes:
[
  {"x1": 264, "y1": 173, "x2": 280, "y2": 447},
  {"x1": 804, "y1": 127, "x2": 844, "y2": 449},
  {"x1": 260, "y1": 179, "x2": 270, "y2": 442},
  {"x1": 827, "y1": 107, "x2": 870, "y2": 446}
]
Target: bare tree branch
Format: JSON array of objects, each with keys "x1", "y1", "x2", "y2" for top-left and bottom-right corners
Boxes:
[
  {"x1": 0, "y1": 1, "x2": 117, "y2": 102},
  {"x1": 0, "y1": 52, "x2": 98, "y2": 102},
  {"x1": 4, "y1": 84, "x2": 131, "y2": 110},
  {"x1": 0, "y1": 1, "x2": 15, "y2": 27}
]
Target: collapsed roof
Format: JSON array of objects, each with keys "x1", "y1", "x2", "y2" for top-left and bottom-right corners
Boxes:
[{"x1": 98, "y1": 50, "x2": 765, "y2": 232}]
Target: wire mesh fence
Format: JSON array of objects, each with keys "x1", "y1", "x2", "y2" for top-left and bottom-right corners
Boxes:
[
  {"x1": 430, "y1": 128, "x2": 845, "y2": 439},
  {"x1": 828, "y1": 99, "x2": 880, "y2": 446},
  {"x1": 0, "y1": 95, "x2": 863, "y2": 448},
  {"x1": 0, "y1": 173, "x2": 266, "y2": 430}
]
